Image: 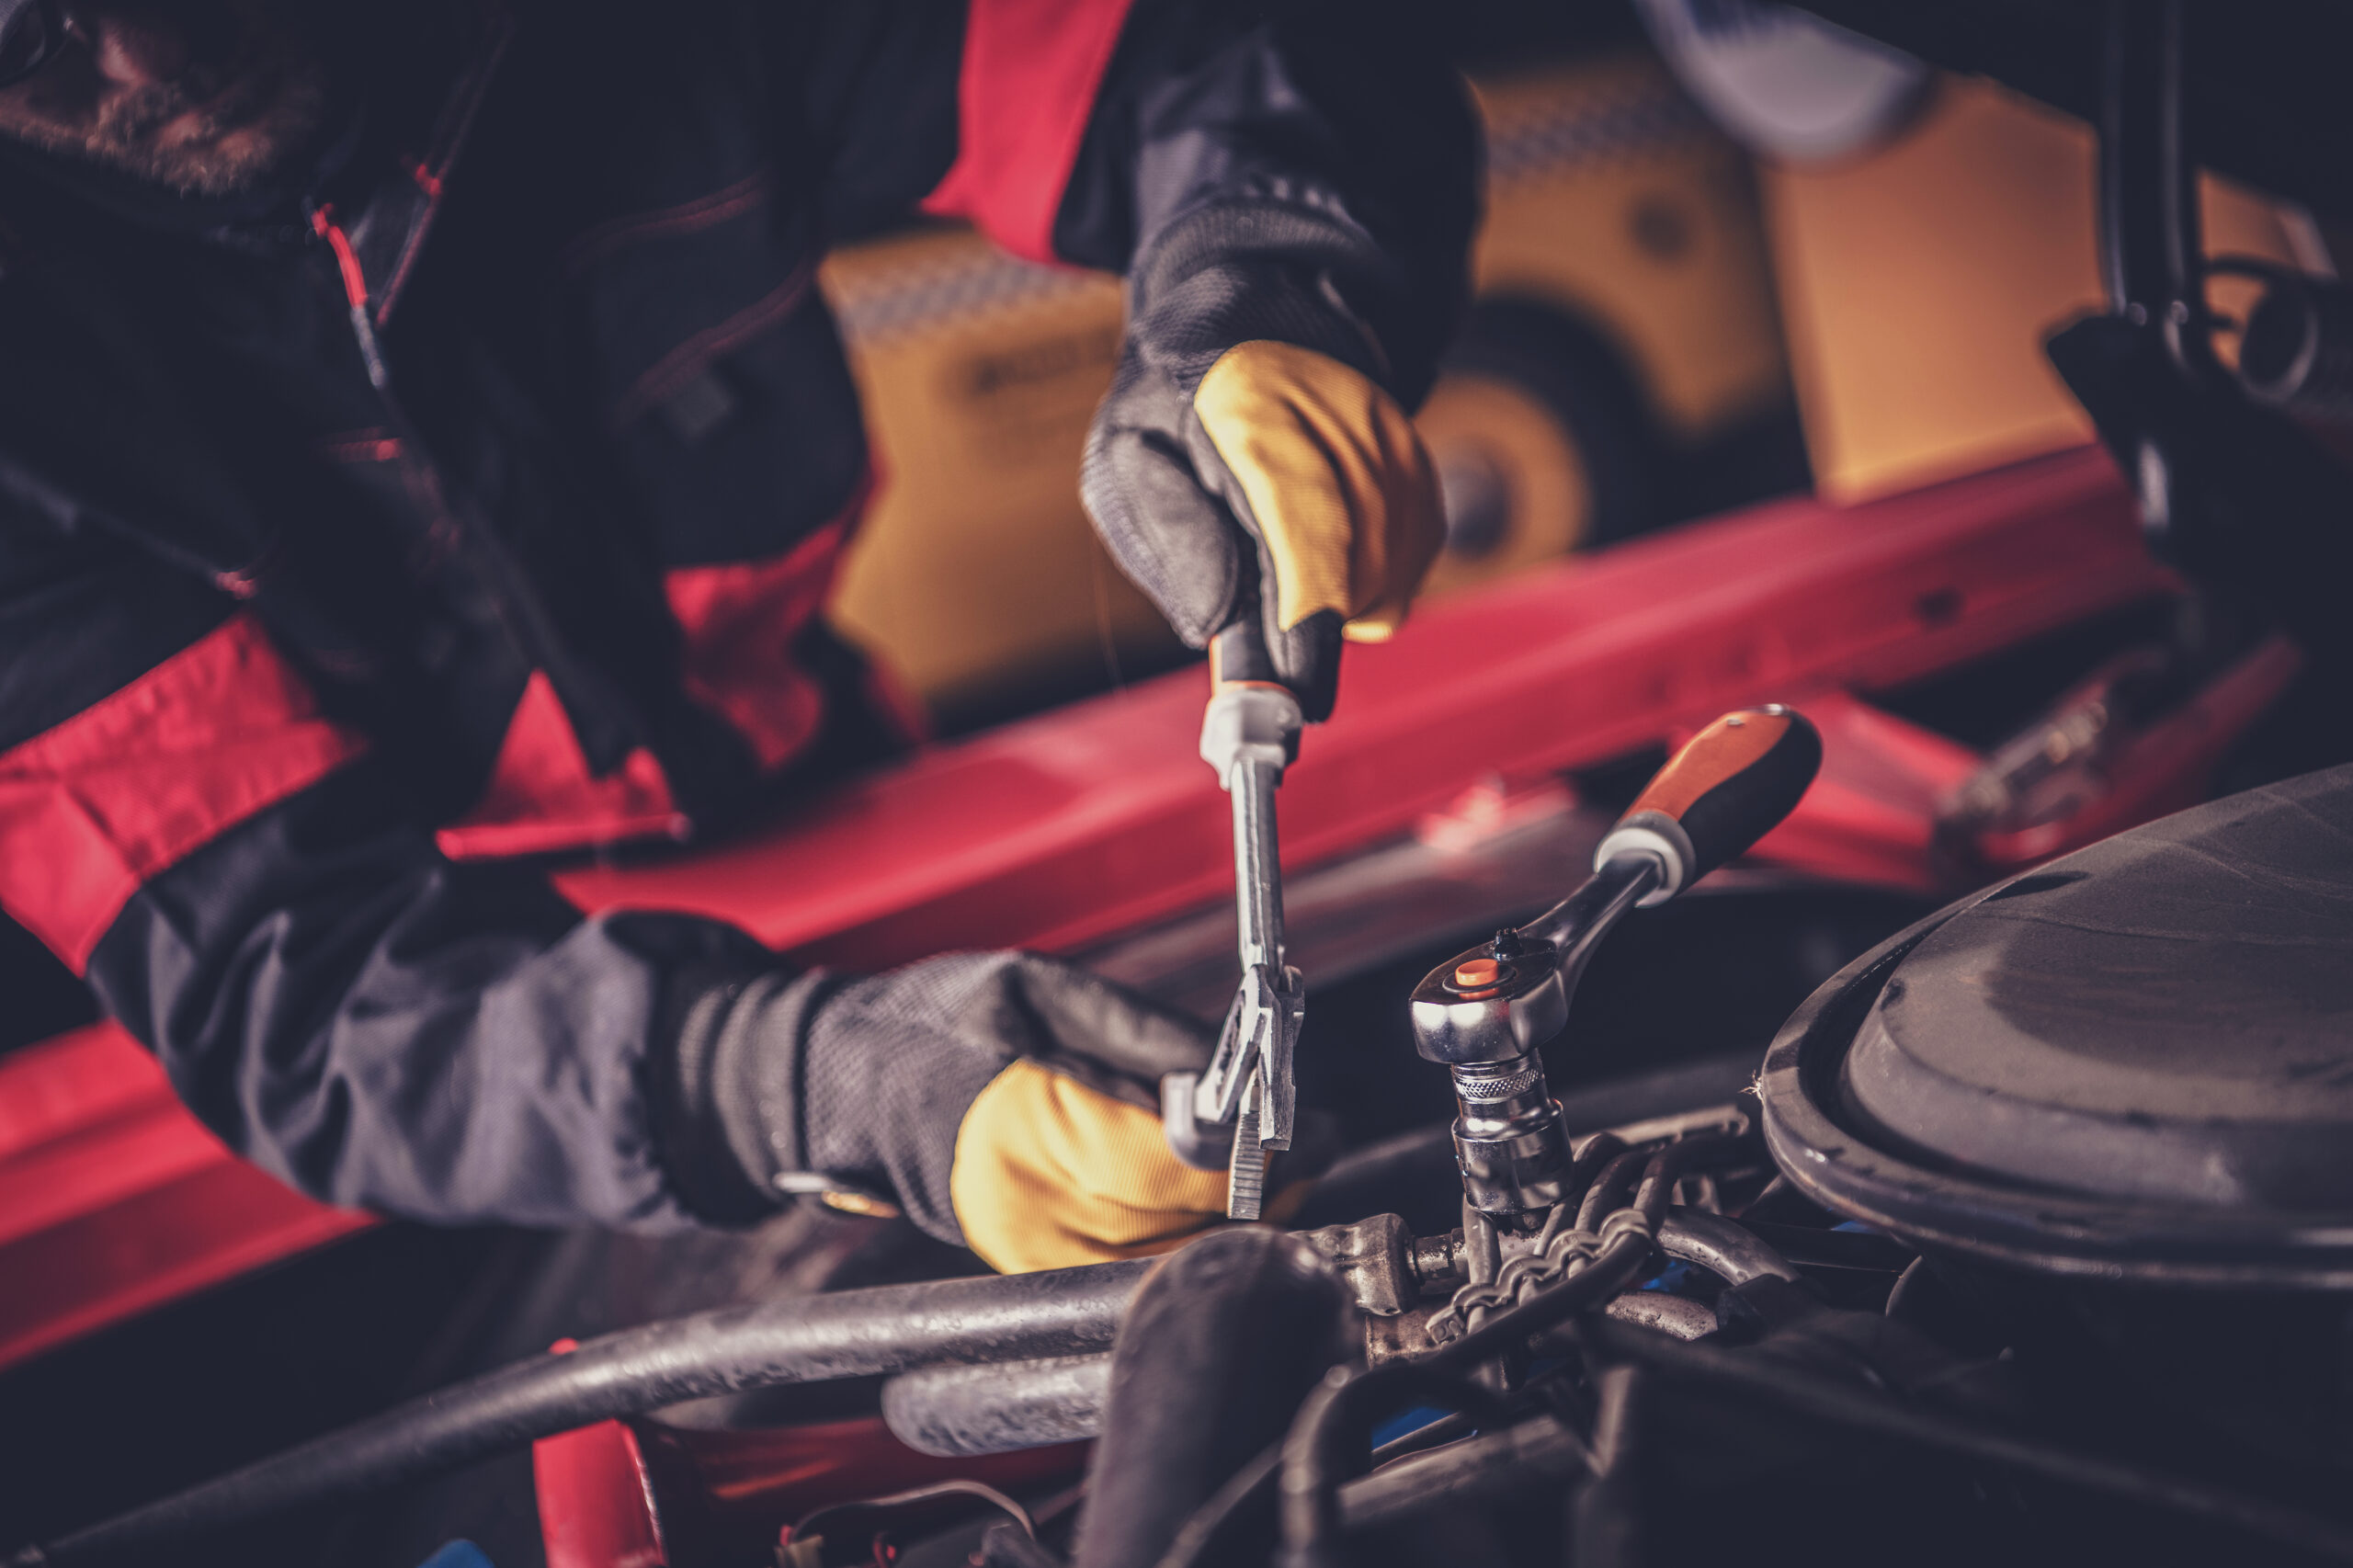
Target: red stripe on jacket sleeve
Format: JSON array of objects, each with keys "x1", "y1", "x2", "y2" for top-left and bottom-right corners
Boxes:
[
  {"x1": 436, "y1": 671, "x2": 688, "y2": 861},
  {"x1": 919, "y1": 0, "x2": 1139, "y2": 264},
  {"x1": 661, "y1": 518, "x2": 847, "y2": 775},
  {"x1": 0, "y1": 613, "x2": 369, "y2": 971}
]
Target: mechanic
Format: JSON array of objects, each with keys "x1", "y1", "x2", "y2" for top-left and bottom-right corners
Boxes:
[{"x1": 0, "y1": 1, "x2": 1473, "y2": 1272}]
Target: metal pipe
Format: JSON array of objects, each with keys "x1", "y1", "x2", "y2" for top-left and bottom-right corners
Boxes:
[
  {"x1": 881, "y1": 1354, "x2": 1111, "y2": 1457},
  {"x1": 1231, "y1": 757, "x2": 1287, "y2": 975},
  {"x1": 1287, "y1": 1057, "x2": 1758, "y2": 1233},
  {"x1": 1336, "y1": 1416, "x2": 1585, "y2": 1531},
  {"x1": 1574, "y1": 1149, "x2": 1651, "y2": 1235},
  {"x1": 1437, "y1": 1136, "x2": 1737, "y2": 1372},
  {"x1": 1657, "y1": 1210, "x2": 1803, "y2": 1287},
  {"x1": 1603, "y1": 1292, "x2": 1716, "y2": 1341},
  {"x1": 14, "y1": 1260, "x2": 1153, "y2": 1568},
  {"x1": 1517, "y1": 853, "x2": 1661, "y2": 971}
]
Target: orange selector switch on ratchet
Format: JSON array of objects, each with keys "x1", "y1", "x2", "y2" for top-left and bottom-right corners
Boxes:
[
  {"x1": 1411, "y1": 708, "x2": 1823, "y2": 1228},
  {"x1": 1161, "y1": 616, "x2": 1307, "y2": 1220}
]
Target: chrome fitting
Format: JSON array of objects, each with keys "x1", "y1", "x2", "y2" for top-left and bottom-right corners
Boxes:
[
  {"x1": 1199, "y1": 682, "x2": 1302, "y2": 788},
  {"x1": 1449, "y1": 1052, "x2": 1574, "y2": 1221}
]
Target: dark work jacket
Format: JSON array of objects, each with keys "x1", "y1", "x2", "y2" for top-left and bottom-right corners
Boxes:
[{"x1": 0, "y1": 0, "x2": 1475, "y2": 1228}]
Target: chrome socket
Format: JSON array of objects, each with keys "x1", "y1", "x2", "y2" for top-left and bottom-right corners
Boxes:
[{"x1": 1449, "y1": 1052, "x2": 1573, "y2": 1222}]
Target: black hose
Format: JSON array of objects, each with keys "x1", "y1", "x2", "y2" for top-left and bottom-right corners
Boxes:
[
  {"x1": 1565, "y1": 1365, "x2": 1647, "y2": 1568},
  {"x1": 12, "y1": 1259, "x2": 1152, "y2": 1568},
  {"x1": 1158, "y1": 1136, "x2": 1743, "y2": 1568},
  {"x1": 1337, "y1": 1415, "x2": 1586, "y2": 1532},
  {"x1": 1276, "y1": 1364, "x2": 1510, "y2": 1568},
  {"x1": 1630, "y1": 1133, "x2": 1733, "y2": 1229},
  {"x1": 1571, "y1": 1317, "x2": 2353, "y2": 1562},
  {"x1": 881, "y1": 1353, "x2": 1111, "y2": 1457},
  {"x1": 1152, "y1": 1442, "x2": 1285, "y2": 1568},
  {"x1": 1270, "y1": 1142, "x2": 1715, "y2": 1568},
  {"x1": 1573, "y1": 1148, "x2": 1649, "y2": 1233},
  {"x1": 1155, "y1": 1228, "x2": 1655, "y2": 1568},
  {"x1": 1074, "y1": 1230, "x2": 1354, "y2": 1568},
  {"x1": 1560, "y1": 1131, "x2": 1627, "y2": 1221}
]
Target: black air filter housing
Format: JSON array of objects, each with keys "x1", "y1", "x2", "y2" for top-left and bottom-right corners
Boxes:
[{"x1": 1760, "y1": 765, "x2": 2353, "y2": 1289}]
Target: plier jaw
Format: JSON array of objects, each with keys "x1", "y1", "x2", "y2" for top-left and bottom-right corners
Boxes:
[{"x1": 1162, "y1": 961, "x2": 1304, "y2": 1218}]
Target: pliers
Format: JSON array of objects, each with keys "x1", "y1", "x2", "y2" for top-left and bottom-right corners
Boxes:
[{"x1": 1162, "y1": 615, "x2": 1305, "y2": 1220}]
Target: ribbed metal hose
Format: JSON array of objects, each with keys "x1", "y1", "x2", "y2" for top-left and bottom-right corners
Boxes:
[{"x1": 10, "y1": 1259, "x2": 1153, "y2": 1568}]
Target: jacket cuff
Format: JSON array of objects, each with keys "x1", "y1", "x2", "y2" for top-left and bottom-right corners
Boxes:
[
  {"x1": 648, "y1": 961, "x2": 814, "y2": 1226},
  {"x1": 1128, "y1": 198, "x2": 1418, "y2": 401}
]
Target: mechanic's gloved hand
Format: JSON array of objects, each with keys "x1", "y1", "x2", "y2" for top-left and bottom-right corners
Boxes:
[
  {"x1": 659, "y1": 952, "x2": 1233, "y2": 1273},
  {"x1": 1081, "y1": 203, "x2": 1448, "y2": 722}
]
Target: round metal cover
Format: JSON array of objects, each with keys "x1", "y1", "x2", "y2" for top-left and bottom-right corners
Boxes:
[
  {"x1": 1632, "y1": 0, "x2": 1932, "y2": 165},
  {"x1": 1759, "y1": 766, "x2": 2353, "y2": 1286}
]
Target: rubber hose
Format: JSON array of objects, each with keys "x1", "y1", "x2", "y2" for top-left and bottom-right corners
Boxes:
[
  {"x1": 1277, "y1": 1363, "x2": 1510, "y2": 1568},
  {"x1": 15, "y1": 1258, "x2": 1153, "y2": 1567},
  {"x1": 1572, "y1": 1316, "x2": 2353, "y2": 1562},
  {"x1": 1074, "y1": 1229, "x2": 1354, "y2": 1568},
  {"x1": 882, "y1": 1353, "x2": 1112, "y2": 1456}
]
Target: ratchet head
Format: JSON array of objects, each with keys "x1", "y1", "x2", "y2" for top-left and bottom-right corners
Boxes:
[
  {"x1": 1413, "y1": 706, "x2": 1824, "y2": 1064},
  {"x1": 1411, "y1": 708, "x2": 1821, "y2": 1220},
  {"x1": 1406, "y1": 869, "x2": 1643, "y2": 1067}
]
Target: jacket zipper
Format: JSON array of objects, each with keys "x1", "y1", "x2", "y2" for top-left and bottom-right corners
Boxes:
[
  {"x1": 303, "y1": 200, "x2": 668, "y2": 812},
  {"x1": 308, "y1": 202, "x2": 392, "y2": 392}
]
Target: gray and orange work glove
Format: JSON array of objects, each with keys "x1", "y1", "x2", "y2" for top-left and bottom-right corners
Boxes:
[
  {"x1": 1082, "y1": 202, "x2": 1449, "y2": 720},
  {"x1": 659, "y1": 951, "x2": 1237, "y2": 1273}
]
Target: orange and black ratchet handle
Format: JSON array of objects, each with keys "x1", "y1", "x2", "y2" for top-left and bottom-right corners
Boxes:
[
  {"x1": 1414, "y1": 705, "x2": 1824, "y2": 1073},
  {"x1": 1592, "y1": 706, "x2": 1823, "y2": 905}
]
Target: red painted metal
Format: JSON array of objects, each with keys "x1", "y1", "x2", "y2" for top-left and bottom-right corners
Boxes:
[
  {"x1": 531, "y1": 1411, "x2": 1085, "y2": 1568},
  {"x1": 536, "y1": 1421, "x2": 670, "y2": 1568},
  {"x1": 1748, "y1": 688, "x2": 1984, "y2": 892},
  {"x1": 0, "y1": 1024, "x2": 370, "y2": 1373},
  {"x1": 538, "y1": 1431, "x2": 670, "y2": 1568},
  {"x1": 0, "y1": 443, "x2": 2177, "y2": 1374},
  {"x1": 535, "y1": 1337, "x2": 673, "y2": 1568},
  {"x1": 555, "y1": 445, "x2": 2167, "y2": 965},
  {"x1": 1972, "y1": 631, "x2": 2302, "y2": 869}
]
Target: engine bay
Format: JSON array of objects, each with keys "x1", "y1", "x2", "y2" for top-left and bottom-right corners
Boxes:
[{"x1": 16, "y1": 742, "x2": 2353, "y2": 1568}]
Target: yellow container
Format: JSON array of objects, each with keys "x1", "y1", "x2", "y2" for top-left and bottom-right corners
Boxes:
[
  {"x1": 1761, "y1": 76, "x2": 2323, "y2": 505},
  {"x1": 825, "y1": 51, "x2": 1793, "y2": 722}
]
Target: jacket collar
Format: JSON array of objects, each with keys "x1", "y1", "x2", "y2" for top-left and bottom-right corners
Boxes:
[{"x1": 0, "y1": 5, "x2": 517, "y2": 581}]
